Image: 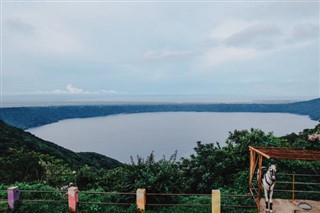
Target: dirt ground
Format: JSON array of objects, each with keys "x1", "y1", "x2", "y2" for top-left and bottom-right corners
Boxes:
[{"x1": 260, "y1": 199, "x2": 320, "y2": 213}]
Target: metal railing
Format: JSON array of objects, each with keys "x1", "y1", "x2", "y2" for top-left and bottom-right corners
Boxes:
[
  {"x1": 276, "y1": 173, "x2": 320, "y2": 201},
  {"x1": 251, "y1": 173, "x2": 320, "y2": 201}
]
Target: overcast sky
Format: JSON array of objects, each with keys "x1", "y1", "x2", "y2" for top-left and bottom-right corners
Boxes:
[{"x1": 1, "y1": 0, "x2": 319, "y2": 105}]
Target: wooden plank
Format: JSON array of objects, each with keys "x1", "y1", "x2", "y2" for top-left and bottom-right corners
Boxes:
[
  {"x1": 249, "y1": 146, "x2": 320, "y2": 161},
  {"x1": 249, "y1": 146, "x2": 271, "y2": 159}
]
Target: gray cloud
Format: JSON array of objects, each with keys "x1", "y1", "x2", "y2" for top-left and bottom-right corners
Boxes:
[
  {"x1": 143, "y1": 50, "x2": 193, "y2": 61},
  {"x1": 246, "y1": 2, "x2": 319, "y2": 20},
  {"x1": 287, "y1": 23, "x2": 319, "y2": 44},
  {"x1": 223, "y1": 23, "x2": 282, "y2": 49},
  {"x1": 267, "y1": 2, "x2": 319, "y2": 17},
  {"x1": 5, "y1": 17, "x2": 35, "y2": 34}
]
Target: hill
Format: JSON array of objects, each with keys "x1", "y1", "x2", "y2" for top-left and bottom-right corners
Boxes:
[
  {"x1": 0, "y1": 120, "x2": 122, "y2": 184},
  {"x1": 0, "y1": 98, "x2": 319, "y2": 129}
]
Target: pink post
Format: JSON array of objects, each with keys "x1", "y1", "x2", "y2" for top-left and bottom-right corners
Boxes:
[
  {"x1": 7, "y1": 186, "x2": 20, "y2": 209},
  {"x1": 68, "y1": 187, "x2": 78, "y2": 212}
]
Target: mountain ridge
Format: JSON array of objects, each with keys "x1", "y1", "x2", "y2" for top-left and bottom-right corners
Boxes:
[{"x1": 0, "y1": 98, "x2": 319, "y2": 129}]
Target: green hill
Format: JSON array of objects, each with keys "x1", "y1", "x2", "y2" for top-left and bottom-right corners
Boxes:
[{"x1": 0, "y1": 120, "x2": 122, "y2": 184}]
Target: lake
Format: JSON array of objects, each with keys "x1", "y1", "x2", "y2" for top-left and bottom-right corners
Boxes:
[{"x1": 28, "y1": 112, "x2": 318, "y2": 163}]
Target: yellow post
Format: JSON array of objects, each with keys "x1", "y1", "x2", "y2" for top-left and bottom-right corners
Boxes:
[
  {"x1": 292, "y1": 174, "x2": 295, "y2": 201},
  {"x1": 136, "y1": 188, "x2": 146, "y2": 212},
  {"x1": 212, "y1": 190, "x2": 221, "y2": 213}
]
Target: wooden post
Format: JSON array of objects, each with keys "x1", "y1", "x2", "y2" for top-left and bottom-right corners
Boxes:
[
  {"x1": 211, "y1": 190, "x2": 221, "y2": 213},
  {"x1": 68, "y1": 187, "x2": 78, "y2": 212},
  {"x1": 136, "y1": 188, "x2": 146, "y2": 212},
  {"x1": 292, "y1": 174, "x2": 295, "y2": 201},
  {"x1": 249, "y1": 150, "x2": 256, "y2": 190},
  {"x1": 7, "y1": 186, "x2": 20, "y2": 209},
  {"x1": 249, "y1": 150, "x2": 253, "y2": 186},
  {"x1": 257, "y1": 155, "x2": 263, "y2": 213}
]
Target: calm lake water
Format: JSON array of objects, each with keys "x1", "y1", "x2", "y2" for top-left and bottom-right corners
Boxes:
[{"x1": 28, "y1": 112, "x2": 318, "y2": 163}]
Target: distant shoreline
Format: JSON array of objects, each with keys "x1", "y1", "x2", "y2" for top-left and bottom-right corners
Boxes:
[{"x1": 0, "y1": 98, "x2": 319, "y2": 129}]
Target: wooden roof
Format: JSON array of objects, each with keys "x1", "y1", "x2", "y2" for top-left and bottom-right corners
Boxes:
[{"x1": 249, "y1": 146, "x2": 320, "y2": 161}]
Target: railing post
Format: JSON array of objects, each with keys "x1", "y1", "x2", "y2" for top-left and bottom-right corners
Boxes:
[
  {"x1": 292, "y1": 174, "x2": 295, "y2": 201},
  {"x1": 68, "y1": 187, "x2": 78, "y2": 212},
  {"x1": 212, "y1": 190, "x2": 221, "y2": 213},
  {"x1": 136, "y1": 188, "x2": 146, "y2": 212},
  {"x1": 7, "y1": 186, "x2": 20, "y2": 209},
  {"x1": 257, "y1": 154, "x2": 263, "y2": 212}
]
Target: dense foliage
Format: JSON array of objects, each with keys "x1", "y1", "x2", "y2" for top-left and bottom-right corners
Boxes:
[
  {"x1": 0, "y1": 120, "x2": 121, "y2": 185},
  {"x1": 0, "y1": 98, "x2": 319, "y2": 129},
  {"x1": 0, "y1": 120, "x2": 319, "y2": 212}
]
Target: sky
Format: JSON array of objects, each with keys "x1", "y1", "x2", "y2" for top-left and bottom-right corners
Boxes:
[{"x1": 1, "y1": 0, "x2": 319, "y2": 106}]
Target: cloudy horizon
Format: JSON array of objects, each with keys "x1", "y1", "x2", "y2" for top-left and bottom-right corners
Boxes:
[{"x1": 1, "y1": 1, "x2": 319, "y2": 106}]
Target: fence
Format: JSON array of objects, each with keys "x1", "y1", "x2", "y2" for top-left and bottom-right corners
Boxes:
[
  {"x1": 250, "y1": 173, "x2": 320, "y2": 204},
  {"x1": 275, "y1": 173, "x2": 320, "y2": 201},
  {"x1": 1, "y1": 173, "x2": 317, "y2": 212},
  {"x1": 0, "y1": 187, "x2": 257, "y2": 213}
]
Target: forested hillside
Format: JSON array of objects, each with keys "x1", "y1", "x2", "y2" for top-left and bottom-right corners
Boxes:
[
  {"x1": 0, "y1": 120, "x2": 121, "y2": 185},
  {"x1": 0, "y1": 98, "x2": 319, "y2": 129},
  {"x1": 0, "y1": 120, "x2": 319, "y2": 212}
]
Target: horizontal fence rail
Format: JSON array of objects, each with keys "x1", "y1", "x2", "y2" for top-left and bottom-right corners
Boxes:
[
  {"x1": 145, "y1": 192, "x2": 211, "y2": 209},
  {"x1": 276, "y1": 181, "x2": 320, "y2": 185},
  {"x1": 147, "y1": 192, "x2": 211, "y2": 196},
  {"x1": 277, "y1": 173, "x2": 320, "y2": 177},
  {"x1": 251, "y1": 187, "x2": 320, "y2": 195},
  {"x1": 17, "y1": 199, "x2": 67, "y2": 203},
  {"x1": 221, "y1": 193, "x2": 256, "y2": 209},
  {"x1": 77, "y1": 190, "x2": 135, "y2": 207},
  {"x1": 78, "y1": 191, "x2": 136, "y2": 195},
  {"x1": 78, "y1": 201, "x2": 133, "y2": 206},
  {"x1": 221, "y1": 205, "x2": 256, "y2": 208},
  {"x1": 147, "y1": 203, "x2": 211, "y2": 206},
  {"x1": 274, "y1": 189, "x2": 320, "y2": 194}
]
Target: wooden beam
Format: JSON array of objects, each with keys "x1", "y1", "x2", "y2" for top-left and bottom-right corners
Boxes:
[
  {"x1": 249, "y1": 146, "x2": 320, "y2": 160},
  {"x1": 249, "y1": 146, "x2": 271, "y2": 159}
]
